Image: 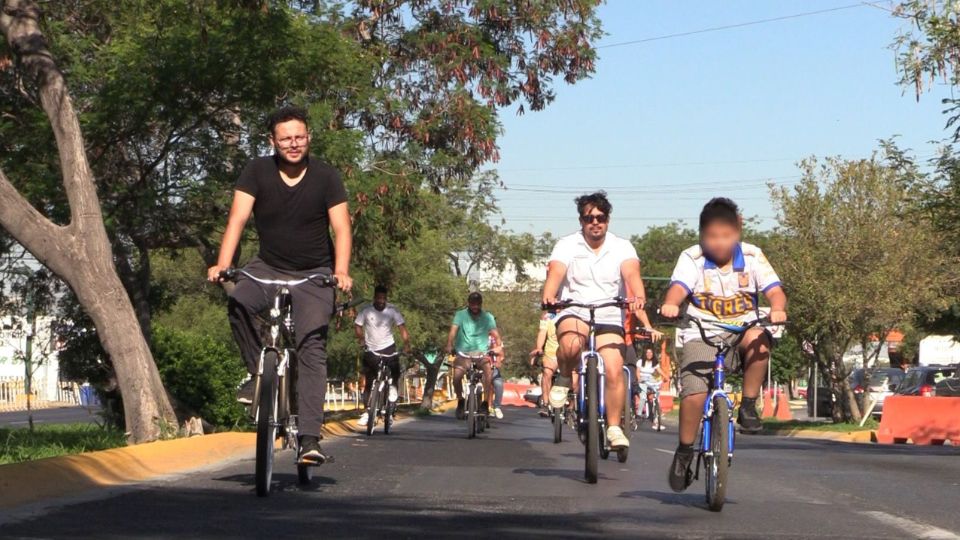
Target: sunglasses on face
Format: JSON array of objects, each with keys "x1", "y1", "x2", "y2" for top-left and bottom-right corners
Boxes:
[{"x1": 580, "y1": 214, "x2": 609, "y2": 224}]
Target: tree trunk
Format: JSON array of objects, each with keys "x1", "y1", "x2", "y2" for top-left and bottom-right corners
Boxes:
[{"x1": 0, "y1": 0, "x2": 176, "y2": 443}]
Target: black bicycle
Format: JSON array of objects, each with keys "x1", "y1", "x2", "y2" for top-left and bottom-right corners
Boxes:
[
  {"x1": 450, "y1": 350, "x2": 496, "y2": 439},
  {"x1": 364, "y1": 349, "x2": 399, "y2": 436},
  {"x1": 533, "y1": 354, "x2": 568, "y2": 444},
  {"x1": 219, "y1": 268, "x2": 338, "y2": 497}
]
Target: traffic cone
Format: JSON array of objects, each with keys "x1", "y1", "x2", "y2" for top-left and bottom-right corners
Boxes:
[
  {"x1": 761, "y1": 388, "x2": 775, "y2": 418},
  {"x1": 775, "y1": 389, "x2": 793, "y2": 420}
]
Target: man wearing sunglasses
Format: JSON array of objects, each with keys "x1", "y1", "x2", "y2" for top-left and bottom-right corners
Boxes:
[{"x1": 541, "y1": 191, "x2": 648, "y2": 450}]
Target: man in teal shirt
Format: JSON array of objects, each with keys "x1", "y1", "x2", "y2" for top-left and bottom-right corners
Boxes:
[{"x1": 445, "y1": 292, "x2": 503, "y2": 419}]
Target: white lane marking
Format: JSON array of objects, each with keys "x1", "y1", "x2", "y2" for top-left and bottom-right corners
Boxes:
[
  {"x1": 860, "y1": 511, "x2": 960, "y2": 539},
  {"x1": 654, "y1": 448, "x2": 673, "y2": 455}
]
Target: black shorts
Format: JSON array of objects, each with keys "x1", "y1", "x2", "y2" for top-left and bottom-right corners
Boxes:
[{"x1": 556, "y1": 315, "x2": 625, "y2": 338}]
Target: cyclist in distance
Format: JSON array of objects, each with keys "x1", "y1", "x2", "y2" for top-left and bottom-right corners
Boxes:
[
  {"x1": 207, "y1": 106, "x2": 353, "y2": 465},
  {"x1": 660, "y1": 197, "x2": 787, "y2": 493},
  {"x1": 445, "y1": 292, "x2": 503, "y2": 420},
  {"x1": 530, "y1": 311, "x2": 559, "y2": 417},
  {"x1": 624, "y1": 311, "x2": 663, "y2": 414},
  {"x1": 541, "y1": 191, "x2": 650, "y2": 451},
  {"x1": 356, "y1": 285, "x2": 412, "y2": 427}
]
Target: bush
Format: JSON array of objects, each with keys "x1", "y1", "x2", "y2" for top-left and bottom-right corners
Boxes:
[{"x1": 152, "y1": 325, "x2": 247, "y2": 428}]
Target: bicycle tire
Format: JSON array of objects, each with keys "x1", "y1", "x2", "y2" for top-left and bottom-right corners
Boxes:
[
  {"x1": 706, "y1": 395, "x2": 730, "y2": 512},
  {"x1": 255, "y1": 350, "x2": 279, "y2": 497},
  {"x1": 467, "y1": 386, "x2": 477, "y2": 439},
  {"x1": 585, "y1": 355, "x2": 600, "y2": 483},
  {"x1": 654, "y1": 396, "x2": 663, "y2": 431},
  {"x1": 366, "y1": 384, "x2": 380, "y2": 437},
  {"x1": 383, "y1": 389, "x2": 393, "y2": 435},
  {"x1": 617, "y1": 382, "x2": 630, "y2": 463},
  {"x1": 553, "y1": 406, "x2": 563, "y2": 443}
]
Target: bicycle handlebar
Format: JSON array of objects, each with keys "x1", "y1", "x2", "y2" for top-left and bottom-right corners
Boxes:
[
  {"x1": 218, "y1": 268, "x2": 337, "y2": 288},
  {"x1": 660, "y1": 311, "x2": 786, "y2": 350},
  {"x1": 541, "y1": 297, "x2": 635, "y2": 312}
]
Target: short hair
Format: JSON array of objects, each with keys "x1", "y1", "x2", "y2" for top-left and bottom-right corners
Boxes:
[
  {"x1": 374, "y1": 285, "x2": 388, "y2": 296},
  {"x1": 267, "y1": 106, "x2": 309, "y2": 136},
  {"x1": 699, "y1": 197, "x2": 740, "y2": 231},
  {"x1": 575, "y1": 191, "x2": 612, "y2": 216},
  {"x1": 467, "y1": 292, "x2": 483, "y2": 304}
]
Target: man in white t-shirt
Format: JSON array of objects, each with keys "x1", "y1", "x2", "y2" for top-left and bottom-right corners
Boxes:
[
  {"x1": 355, "y1": 285, "x2": 411, "y2": 426},
  {"x1": 541, "y1": 192, "x2": 648, "y2": 451}
]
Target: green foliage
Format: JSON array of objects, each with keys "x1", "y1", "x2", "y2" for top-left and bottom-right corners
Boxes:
[
  {"x1": 481, "y1": 290, "x2": 541, "y2": 380},
  {"x1": 151, "y1": 326, "x2": 247, "y2": 427},
  {"x1": 0, "y1": 424, "x2": 126, "y2": 465},
  {"x1": 770, "y1": 154, "x2": 955, "y2": 420}
]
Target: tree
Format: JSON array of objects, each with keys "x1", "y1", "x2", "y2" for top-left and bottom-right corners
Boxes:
[
  {"x1": 0, "y1": 1, "x2": 176, "y2": 442},
  {"x1": 770, "y1": 155, "x2": 955, "y2": 422}
]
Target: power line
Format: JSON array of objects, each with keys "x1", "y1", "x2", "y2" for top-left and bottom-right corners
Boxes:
[
  {"x1": 497, "y1": 177, "x2": 800, "y2": 195},
  {"x1": 596, "y1": 3, "x2": 869, "y2": 50},
  {"x1": 496, "y1": 157, "x2": 798, "y2": 172},
  {"x1": 500, "y1": 215, "x2": 777, "y2": 222}
]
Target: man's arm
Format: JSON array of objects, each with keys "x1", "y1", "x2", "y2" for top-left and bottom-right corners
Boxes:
[
  {"x1": 354, "y1": 323, "x2": 365, "y2": 348},
  {"x1": 207, "y1": 191, "x2": 255, "y2": 281},
  {"x1": 398, "y1": 324, "x2": 412, "y2": 353},
  {"x1": 532, "y1": 325, "x2": 548, "y2": 356},
  {"x1": 764, "y1": 285, "x2": 787, "y2": 323},
  {"x1": 621, "y1": 258, "x2": 647, "y2": 314},
  {"x1": 328, "y1": 201, "x2": 353, "y2": 292},
  {"x1": 542, "y1": 260, "x2": 567, "y2": 305},
  {"x1": 445, "y1": 325, "x2": 459, "y2": 354}
]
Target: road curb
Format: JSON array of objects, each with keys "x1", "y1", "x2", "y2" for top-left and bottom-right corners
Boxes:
[
  {"x1": 768, "y1": 427, "x2": 877, "y2": 443},
  {"x1": 0, "y1": 399, "x2": 454, "y2": 510}
]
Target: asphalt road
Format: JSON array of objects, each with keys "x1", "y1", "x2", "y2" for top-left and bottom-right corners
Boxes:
[
  {"x1": 0, "y1": 406, "x2": 99, "y2": 427},
  {"x1": 2, "y1": 407, "x2": 959, "y2": 539}
]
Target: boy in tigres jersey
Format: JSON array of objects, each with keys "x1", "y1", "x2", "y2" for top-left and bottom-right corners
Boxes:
[{"x1": 660, "y1": 198, "x2": 787, "y2": 493}]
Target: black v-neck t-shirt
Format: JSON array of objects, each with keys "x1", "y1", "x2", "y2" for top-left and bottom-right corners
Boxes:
[{"x1": 235, "y1": 155, "x2": 348, "y2": 271}]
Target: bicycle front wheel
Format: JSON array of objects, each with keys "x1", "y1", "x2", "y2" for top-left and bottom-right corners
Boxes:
[
  {"x1": 706, "y1": 395, "x2": 730, "y2": 512},
  {"x1": 552, "y1": 406, "x2": 563, "y2": 443},
  {"x1": 467, "y1": 387, "x2": 477, "y2": 439},
  {"x1": 366, "y1": 384, "x2": 380, "y2": 437},
  {"x1": 255, "y1": 350, "x2": 279, "y2": 497},
  {"x1": 585, "y1": 355, "x2": 600, "y2": 484},
  {"x1": 654, "y1": 395, "x2": 663, "y2": 431}
]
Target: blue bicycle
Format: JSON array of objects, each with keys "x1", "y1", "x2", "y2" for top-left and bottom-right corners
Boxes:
[
  {"x1": 543, "y1": 298, "x2": 633, "y2": 483},
  {"x1": 676, "y1": 313, "x2": 781, "y2": 511}
]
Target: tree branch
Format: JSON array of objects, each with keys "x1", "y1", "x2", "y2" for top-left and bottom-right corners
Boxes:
[{"x1": 0, "y1": 165, "x2": 68, "y2": 270}]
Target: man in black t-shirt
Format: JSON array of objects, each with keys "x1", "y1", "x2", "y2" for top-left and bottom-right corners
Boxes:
[{"x1": 208, "y1": 106, "x2": 352, "y2": 465}]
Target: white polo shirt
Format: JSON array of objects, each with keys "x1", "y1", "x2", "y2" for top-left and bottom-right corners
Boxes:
[
  {"x1": 548, "y1": 231, "x2": 639, "y2": 326},
  {"x1": 670, "y1": 242, "x2": 782, "y2": 344},
  {"x1": 355, "y1": 304, "x2": 405, "y2": 351}
]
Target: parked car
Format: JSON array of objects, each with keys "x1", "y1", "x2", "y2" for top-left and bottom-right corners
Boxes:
[
  {"x1": 895, "y1": 365, "x2": 957, "y2": 397},
  {"x1": 850, "y1": 367, "x2": 906, "y2": 416},
  {"x1": 935, "y1": 369, "x2": 960, "y2": 397}
]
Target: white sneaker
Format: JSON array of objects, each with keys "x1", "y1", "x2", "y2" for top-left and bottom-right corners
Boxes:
[
  {"x1": 358, "y1": 412, "x2": 369, "y2": 426},
  {"x1": 388, "y1": 385, "x2": 399, "y2": 403},
  {"x1": 494, "y1": 407, "x2": 504, "y2": 419},
  {"x1": 549, "y1": 386, "x2": 569, "y2": 409},
  {"x1": 607, "y1": 425, "x2": 629, "y2": 449}
]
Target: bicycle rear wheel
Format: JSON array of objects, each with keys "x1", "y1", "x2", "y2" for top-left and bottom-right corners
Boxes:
[
  {"x1": 297, "y1": 463, "x2": 313, "y2": 485},
  {"x1": 585, "y1": 355, "x2": 599, "y2": 483},
  {"x1": 617, "y1": 383, "x2": 630, "y2": 463},
  {"x1": 467, "y1": 387, "x2": 477, "y2": 439},
  {"x1": 383, "y1": 390, "x2": 394, "y2": 435},
  {"x1": 366, "y1": 384, "x2": 380, "y2": 437},
  {"x1": 654, "y1": 396, "x2": 663, "y2": 431},
  {"x1": 706, "y1": 395, "x2": 730, "y2": 512},
  {"x1": 255, "y1": 350, "x2": 279, "y2": 497}
]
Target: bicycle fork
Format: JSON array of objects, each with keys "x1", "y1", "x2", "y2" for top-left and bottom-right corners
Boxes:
[{"x1": 578, "y1": 352, "x2": 606, "y2": 436}]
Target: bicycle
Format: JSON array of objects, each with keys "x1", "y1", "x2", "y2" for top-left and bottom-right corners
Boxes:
[
  {"x1": 632, "y1": 382, "x2": 662, "y2": 432},
  {"x1": 533, "y1": 354, "x2": 569, "y2": 444},
  {"x1": 449, "y1": 350, "x2": 496, "y2": 439},
  {"x1": 218, "y1": 268, "x2": 340, "y2": 497},
  {"x1": 666, "y1": 312, "x2": 783, "y2": 512},
  {"x1": 542, "y1": 297, "x2": 633, "y2": 483},
  {"x1": 364, "y1": 349, "x2": 400, "y2": 436}
]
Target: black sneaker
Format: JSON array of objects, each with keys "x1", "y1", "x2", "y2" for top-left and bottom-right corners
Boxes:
[
  {"x1": 236, "y1": 378, "x2": 256, "y2": 404},
  {"x1": 455, "y1": 398, "x2": 466, "y2": 420},
  {"x1": 298, "y1": 435, "x2": 331, "y2": 465},
  {"x1": 738, "y1": 398, "x2": 763, "y2": 434},
  {"x1": 668, "y1": 445, "x2": 695, "y2": 493}
]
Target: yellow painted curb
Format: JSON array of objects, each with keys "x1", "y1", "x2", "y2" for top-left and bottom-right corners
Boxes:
[
  {"x1": 771, "y1": 428, "x2": 877, "y2": 443},
  {"x1": 0, "y1": 399, "x2": 455, "y2": 510}
]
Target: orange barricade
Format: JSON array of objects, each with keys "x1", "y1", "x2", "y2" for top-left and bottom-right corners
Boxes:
[
  {"x1": 659, "y1": 394, "x2": 674, "y2": 414},
  {"x1": 501, "y1": 383, "x2": 535, "y2": 408},
  {"x1": 876, "y1": 396, "x2": 960, "y2": 445},
  {"x1": 761, "y1": 388, "x2": 775, "y2": 418}
]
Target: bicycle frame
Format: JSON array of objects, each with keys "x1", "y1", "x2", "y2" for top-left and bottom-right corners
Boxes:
[
  {"x1": 700, "y1": 349, "x2": 736, "y2": 460},
  {"x1": 577, "y1": 312, "x2": 605, "y2": 426}
]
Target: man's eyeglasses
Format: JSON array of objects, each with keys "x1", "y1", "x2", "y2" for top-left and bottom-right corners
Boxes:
[
  {"x1": 274, "y1": 135, "x2": 309, "y2": 149},
  {"x1": 580, "y1": 214, "x2": 609, "y2": 224}
]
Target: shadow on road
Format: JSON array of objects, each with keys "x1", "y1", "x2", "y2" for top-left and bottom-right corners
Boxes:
[
  {"x1": 214, "y1": 472, "x2": 337, "y2": 493},
  {"x1": 618, "y1": 489, "x2": 734, "y2": 510}
]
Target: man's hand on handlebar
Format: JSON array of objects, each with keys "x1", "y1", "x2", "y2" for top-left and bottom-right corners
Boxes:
[
  {"x1": 207, "y1": 265, "x2": 230, "y2": 283},
  {"x1": 628, "y1": 296, "x2": 646, "y2": 316},
  {"x1": 333, "y1": 272, "x2": 353, "y2": 293},
  {"x1": 529, "y1": 349, "x2": 543, "y2": 366},
  {"x1": 769, "y1": 309, "x2": 787, "y2": 324}
]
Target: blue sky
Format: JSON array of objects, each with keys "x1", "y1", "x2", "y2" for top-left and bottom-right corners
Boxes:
[{"x1": 491, "y1": 1, "x2": 954, "y2": 237}]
